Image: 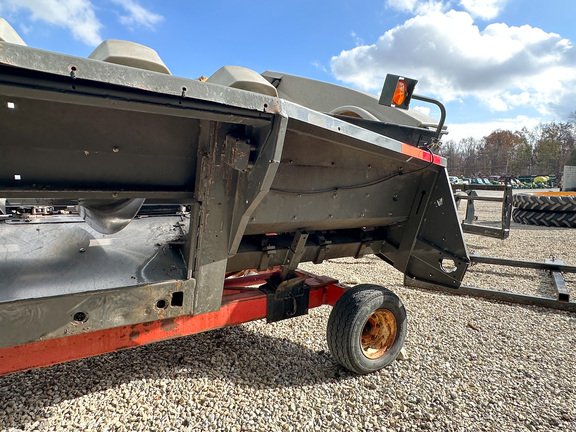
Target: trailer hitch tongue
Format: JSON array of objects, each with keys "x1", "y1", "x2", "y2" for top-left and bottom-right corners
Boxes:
[{"x1": 260, "y1": 274, "x2": 310, "y2": 323}]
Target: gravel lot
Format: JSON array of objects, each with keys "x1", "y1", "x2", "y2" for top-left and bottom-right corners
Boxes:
[{"x1": 1, "y1": 189, "x2": 575, "y2": 432}]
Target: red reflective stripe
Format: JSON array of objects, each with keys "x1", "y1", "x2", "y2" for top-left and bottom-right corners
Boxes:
[{"x1": 401, "y1": 143, "x2": 442, "y2": 165}]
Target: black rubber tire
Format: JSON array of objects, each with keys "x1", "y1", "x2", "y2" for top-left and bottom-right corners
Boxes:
[
  {"x1": 512, "y1": 193, "x2": 576, "y2": 212},
  {"x1": 327, "y1": 284, "x2": 407, "y2": 375},
  {"x1": 512, "y1": 208, "x2": 576, "y2": 227}
]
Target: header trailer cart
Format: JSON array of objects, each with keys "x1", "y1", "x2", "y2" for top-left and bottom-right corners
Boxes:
[{"x1": 0, "y1": 20, "x2": 469, "y2": 376}]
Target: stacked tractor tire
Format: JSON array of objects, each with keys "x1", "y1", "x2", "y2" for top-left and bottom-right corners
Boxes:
[{"x1": 512, "y1": 192, "x2": 576, "y2": 228}]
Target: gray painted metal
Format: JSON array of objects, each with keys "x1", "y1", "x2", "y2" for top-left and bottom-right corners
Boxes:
[
  {"x1": 406, "y1": 255, "x2": 576, "y2": 312},
  {"x1": 470, "y1": 254, "x2": 576, "y2": 272},
  {"x1": 405, "y1": 278, "x2": 576, "y2": 313},
  {"x1": 79, "y1": 198, "x2": 145, "y2": 234},
  {"x1": 0, "y1": 279, "x2": 194, "y2": 348},
  {"x1": 0, "y1": 216, "x2": 188, "y2": 303},
  {"x1": 0, "y1": 41, "x2": 470, "y2": 349},
  {"x1": 546, "y1": 259, "x2": 570, "y2": 302},
  {"x1": 262, "y1": 71, "x2": 440, "y2": 129}
]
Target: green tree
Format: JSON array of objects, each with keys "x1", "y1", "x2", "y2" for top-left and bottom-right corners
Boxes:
[
  {"x1": 437, "y1": 119, "x2": 575, "y2": 176},
  {"x1": 535, "y1": 122, "x2": 576, "y2": 174},
  {"x1": 510, "y1": 141, "x2": 534, "y2": 175},
  {"x1": 535, "y1": 136, "x2": 561, "y2": 174},
  {"x1": 566, "y1": 148, "x2": 576, "y2": 167}
]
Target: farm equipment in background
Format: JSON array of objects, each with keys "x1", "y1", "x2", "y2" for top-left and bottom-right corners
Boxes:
[{"x1": 452, "y1": 183, "x2": 513, "y2": 239}]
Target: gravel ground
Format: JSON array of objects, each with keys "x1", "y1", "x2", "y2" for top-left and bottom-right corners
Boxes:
[{"x1": 1, "y1": 188, "x2": 576, "y2": 432}]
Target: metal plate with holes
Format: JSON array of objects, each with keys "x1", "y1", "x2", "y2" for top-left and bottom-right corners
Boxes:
[{"x1": 0, "y1": 279, "x2": 195, "y2": 348}]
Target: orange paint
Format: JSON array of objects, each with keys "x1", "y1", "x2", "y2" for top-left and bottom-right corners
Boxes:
[{"x1": 401, "y1": 143, "x2": 442, "y2": 165}]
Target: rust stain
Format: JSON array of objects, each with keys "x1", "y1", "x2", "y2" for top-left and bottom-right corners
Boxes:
[
  {"x1": 129, "y1": 331, "x2": 140, "y2": 341},
  {"x1": 266, "y1": 99, "x2": 282, "y2": 114},
  {"x1": 161, "y1": 318, "x2": 179, "y2": 333}
]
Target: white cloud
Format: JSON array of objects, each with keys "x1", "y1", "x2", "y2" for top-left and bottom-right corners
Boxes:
[
  {"x1": 0, "y1": 0, "x2": 164, "y2": 46},
  {"x1": 330, "y1": 10, "x2": 576, "y2": 119},
  {"x1": 351, "y1": 31, "x2": 364, "y2": 47},
  {"x1": 389, "y1": 0, "x2": 420, "y2": 13},
  {"x1": 110, "y1": 0, "x2": 163, "y2": 30},
  {"x1": 387, "y1": 0, "x2": 447, "y2": 15},
  {"x1": 445, "y1": 115, "x2": 542, "y2": 142},
  {"x1": 413, "y1": 106, "x2": 431, "y2": 116},
  {"x1": 459, "y1": 0, "x2": 506, "y2": 20},
  {"x1": 0, "y1": 0, "x2": 102, "y2": 45},
  {"x1": 312, "y1": 61, "x2": 328, "y2": 73},
  {"x1": 386, "y1": 0, "x2": 509, "y2": 18}
]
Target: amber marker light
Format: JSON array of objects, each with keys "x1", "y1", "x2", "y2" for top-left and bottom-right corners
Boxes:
[
  {"x1": 379, "y1": 74, "x2": 417, "y2": 110},
  {"x1": 392, "y1": 78, "x2": 407, "y2": 106}
]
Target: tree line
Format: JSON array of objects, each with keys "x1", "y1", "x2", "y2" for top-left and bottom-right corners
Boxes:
[{"x1": 438, "y1": 116, "x2": 576, "y2": 178}]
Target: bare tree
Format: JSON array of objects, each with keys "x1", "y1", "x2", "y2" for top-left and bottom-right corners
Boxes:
[
  {"x1": 482, "y1": 130, "x2": 523, "y2": 175},
  {"x1": 438, "y1": 119, "x2": 576, "y2": 177}
]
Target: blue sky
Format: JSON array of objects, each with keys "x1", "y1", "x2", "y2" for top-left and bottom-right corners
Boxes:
[{"x1": 1, "y1": 0, "x2": 575, "y2": 142}]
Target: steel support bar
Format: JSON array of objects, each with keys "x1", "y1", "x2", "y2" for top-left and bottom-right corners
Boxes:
[
  {"x1": 461, "y1": 223, "x2": 509, "y2": 239},
  {"x1": 411, "y1": 94, "x2": 446, "y2": 139},
  {"x1": 0, "y1": 270, "x2": 346, "y2": 377},
  {"x1": 471, "y1": 254, "x2": 576, "y2": 273},
  {"x1": 281, "y1": 230, "x2": 309, "y2": 279},
  {"x1": 452, "y1": 184, "x2": 506, "y2": 192},
  {"x1": 406, "y1": 255, "x2": 576, "y2": 312},
  {"x1": 545, "y1": 259, "x2": 570, "y2": 302},
  {"x1": 404, "y1": 277, "x2": 576, "y2": 312},
  {"x1": 457, "y1": 196, "x2": 504, "y2": 202},
  {"x1": 551, "y1": 271, "x2": 570, "y2": 302}
]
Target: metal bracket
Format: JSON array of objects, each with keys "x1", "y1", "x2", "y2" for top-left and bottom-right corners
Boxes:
[
  {"x1": 258, "y1": 238, "x2": 277, "y2": 271},
  {"x1": 313, "y1": 233, "x2": 332, "y2": 264},
  {"x1": 260, "y1": 274, "x2": 310, "y2": 323},
  {"x1": 225, "y1": 135, "x2": 254, "y2": 172},
  {"x1": 281, "y1": 230, "x2": 309, "y2": 279},
  {"x1": 355, "y1": 234, "x2": 374, "y2": 259}
]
